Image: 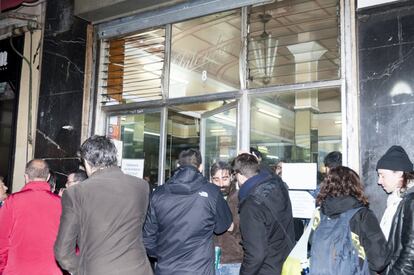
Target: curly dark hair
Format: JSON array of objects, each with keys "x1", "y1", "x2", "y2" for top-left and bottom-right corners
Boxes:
[{"x1": 316, "y1": 166, "x2": 369, "y2": 206}]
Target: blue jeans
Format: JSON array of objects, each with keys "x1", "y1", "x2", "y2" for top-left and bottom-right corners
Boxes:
[{"x1": 216, "y1": 263, "x2": 241, "y2": 275}]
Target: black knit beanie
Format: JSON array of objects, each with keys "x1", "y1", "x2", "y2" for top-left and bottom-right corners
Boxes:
[{"x1": 376, "y1": 145, "x2": 413, "y2": 172}]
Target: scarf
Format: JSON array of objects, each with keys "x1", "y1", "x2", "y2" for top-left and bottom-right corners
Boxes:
[{"x1": 380, "y1": 180, "x2": 414, "y2": 240}]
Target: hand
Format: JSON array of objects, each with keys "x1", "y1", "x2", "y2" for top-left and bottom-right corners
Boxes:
[
  {"x1": 58, "y1": 188, "x2": 65, "y2": 197},
  {"x1": 228, "y1": 222, "x2": 234, "y2": 232}
]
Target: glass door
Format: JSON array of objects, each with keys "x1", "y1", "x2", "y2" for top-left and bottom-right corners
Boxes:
[
  {"x1": 200, "y1": 102, "x2": 237, "y2": 177},
  {"x1": 107, "y1": 110, "x2": 161, "y2": 189}
]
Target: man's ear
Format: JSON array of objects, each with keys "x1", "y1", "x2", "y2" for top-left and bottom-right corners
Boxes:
[
  {"x1": 237, "y1": 173, "x2": 248, "y2": 186},
  {"x1": 198, "y1": 164, "x2": 203, "y2": 173},
  {"x1": 24, "y1": 174, "x2": 29, "y2": 183}
]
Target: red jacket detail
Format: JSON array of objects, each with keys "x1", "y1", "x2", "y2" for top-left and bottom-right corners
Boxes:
[{"x1": 0, "y1": 181, "x2": 62, "y2": 275}]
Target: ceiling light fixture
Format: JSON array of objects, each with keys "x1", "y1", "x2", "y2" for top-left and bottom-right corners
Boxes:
[
  {"x1": 210, "y1": 128, "x2": 227, "y2": 133},
  {"x1": 258, "y1": 108, "x2": 282, "y2": 119},
  {"x1": 251, "y1": 9, "x2": 278, "y2": 85}
]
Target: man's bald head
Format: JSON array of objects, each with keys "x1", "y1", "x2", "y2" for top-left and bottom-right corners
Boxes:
[{"x1": 25, "y1": 159, "x2": 50, "y2": 181}]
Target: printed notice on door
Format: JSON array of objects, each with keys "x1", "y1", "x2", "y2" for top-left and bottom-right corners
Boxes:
[
  {"x1": 121, "y1": 159, "x2": 144, "y2": 179},
  {"x1": 288, "y1": 191, "x2": 315, "y2": 219}
]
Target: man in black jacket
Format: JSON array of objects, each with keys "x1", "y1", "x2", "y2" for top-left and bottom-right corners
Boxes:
[
  {"x1": 143, "y1": 149, "x2": 232, "y2": 275},
  {"x1": 233, "y1": 153, "x2": 294, "y2": 275}
]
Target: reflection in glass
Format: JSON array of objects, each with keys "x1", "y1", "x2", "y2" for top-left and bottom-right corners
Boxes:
[
  {"x1": 165, "y1": 100, "x2": 236, "y2": 180},
  {"x1": 248, "y1": 0, "x2": 340, "y2": 88},
  {"x1": 203, "y1": 107, "x2": 237, "y2": 176},
  {"x1": 166, "y1": 110, "x2": 200, "y2": 179},
  {"x1": 107, "y1": 113, "x2": 160, "y2": 188},
  {"x1": 170, "y1": 10, "x2": 241, "y2": 98},
  {"x1": 250, "y1": 87, "x2": 341, "y2": 172}
]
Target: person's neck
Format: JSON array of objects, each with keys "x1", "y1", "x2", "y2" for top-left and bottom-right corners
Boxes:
[
  {"x1": 90, "y1": 166, "x2": 110, "y2": 175},
  {"x1": 27, "y1": 178, "x2": 47, "y2": 183}
]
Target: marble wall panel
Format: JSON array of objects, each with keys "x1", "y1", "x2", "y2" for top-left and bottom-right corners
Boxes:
[
  {"x1": 358, "y1": 2, "x2": 414, "y2": 218},
  {"x1": 35, "y1": 0, "x2": 87, "y2": 187}
]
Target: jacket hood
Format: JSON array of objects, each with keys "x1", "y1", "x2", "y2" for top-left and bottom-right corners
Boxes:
[
  {"x1": 321, "y1": 196, "x2": 364, "y2": 218},
  {"x1": 166, "y1": 165, "x2": 207, "y2": 194},
  {"x1": 238, "y1": 171, "x2": 272, "y2": 202}
]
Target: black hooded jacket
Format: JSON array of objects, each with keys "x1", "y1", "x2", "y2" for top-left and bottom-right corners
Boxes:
[
  {"x1": 143, "y1": 165, "x2": 232, "y2": 275},
  {"x1": 318, "y1": 196, "x2": 389, "y2": 274},
  {"x1": 239, "y1": 172, "x2": 294, "y2": 275}
]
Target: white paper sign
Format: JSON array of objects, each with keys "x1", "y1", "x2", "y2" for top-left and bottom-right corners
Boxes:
[
  {"x1": 288, "y1": 190, "x2": 316, "y2": 219},
  {"x1": 282, "y1": 163, "x2": 317, "y2": 190},
  {"x1": 121, "y1": 159, "x2": 144, "y2": 179},
  {"x1": 112, "y1": 139, "x2": 123, "y2": 167}
]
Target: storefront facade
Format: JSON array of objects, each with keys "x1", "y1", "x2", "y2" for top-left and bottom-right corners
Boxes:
[
  {"x1": 87, "y1": 0, "x2": 355, "y2": 186},
  {"x1": 1, "y1": 0, "x2": 412, "y2": 217}
]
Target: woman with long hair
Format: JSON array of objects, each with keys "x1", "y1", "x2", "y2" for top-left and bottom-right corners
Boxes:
[{"x1": 310, "y1": 166, "x2": 389, "y2": 275}]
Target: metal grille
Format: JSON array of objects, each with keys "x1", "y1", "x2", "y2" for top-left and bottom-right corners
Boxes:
[{"x1": 100, "y1": 28, "x2": 165, "y2": 105}]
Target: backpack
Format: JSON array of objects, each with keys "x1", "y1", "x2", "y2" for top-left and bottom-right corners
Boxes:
[{"x1": 309, "y1": 207, "x2": 369, "y2": 275}]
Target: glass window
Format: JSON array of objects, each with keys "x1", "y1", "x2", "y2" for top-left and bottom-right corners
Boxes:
[
  {"x1": 169, "y1": 10, "x2": 241, "y2": 98},
  {"x1": 108, "y1": 112, "x2": 160, "y2": 188},
  {"x1": 203, "y1": 106, "x2": 237, "y2": 175},
  {"x1": 166, "y1": 100, "x2": 237, "y2": 180},
  {"x1": 166, "y1": 109, "x2": 200, "y2": 179},
  {"x1": 248, "y1": 0, "x2": 340, "y2": 88},
  {"x1": 250, "y1": 87, "x2": 341, "y2": 172},
  {"x1": 101, "y1": 28, "x2": 165, "y2": 105}
]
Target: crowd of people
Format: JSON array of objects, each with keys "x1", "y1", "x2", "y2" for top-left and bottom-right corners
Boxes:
[{"x1": 0, "y1": 135, "x2": 413, "y2": 275}]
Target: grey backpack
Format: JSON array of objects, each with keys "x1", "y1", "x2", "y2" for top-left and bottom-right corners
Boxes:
[{"x1": 309, "y1": 207, "x2": 370, "y2": 275}]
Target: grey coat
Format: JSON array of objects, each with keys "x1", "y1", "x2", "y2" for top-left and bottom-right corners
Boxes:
[{"x1": 54, "y1": 167, "x2": 153, "y2": 275}]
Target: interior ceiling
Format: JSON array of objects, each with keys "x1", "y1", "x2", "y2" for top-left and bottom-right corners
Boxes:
[
  {"x1": 103, "y1": 0, "x2": 340, "y2": 105},
  {"x1": 171, "y1": 10, "x2": 241, "y2": 89},
  {"x1": 250, "y1": 0, "x2": 339, "y2": 66},
  {"x1": 169, "y1": 0, "x2": 339, "y2": 89}
]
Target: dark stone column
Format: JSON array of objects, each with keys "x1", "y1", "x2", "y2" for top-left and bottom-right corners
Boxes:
[
  {"x1": 358, "y1": 2, "x2": 414, "y2": 218},
  {"x1": 35, "y1": 0, "x2": 87, "y2": 190}
]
